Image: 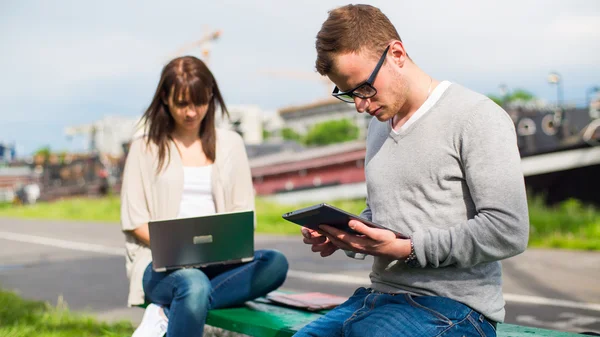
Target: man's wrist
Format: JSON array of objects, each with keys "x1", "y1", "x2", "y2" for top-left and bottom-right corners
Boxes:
[
  {"x1": 382, "y1": 238, "x2": 412, "y2": 260},
  {"x1": 404, "y1": 238, "x2": 420, "y2": 267}
]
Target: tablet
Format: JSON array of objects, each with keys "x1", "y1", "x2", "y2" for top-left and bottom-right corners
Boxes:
[{"x1": 282, "y1": 203, "x2": 408, "y2": 239}]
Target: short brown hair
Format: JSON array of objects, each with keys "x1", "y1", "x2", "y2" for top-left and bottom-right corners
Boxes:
[{"x1": 315, "y1": 4, "x2": 402, "y2": 75}]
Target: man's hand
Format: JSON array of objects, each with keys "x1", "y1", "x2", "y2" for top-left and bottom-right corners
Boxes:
[
  {"x1": 319, "y1": 220, "x2": 412, "y2": 260},
  {"x1": 301, "y1": 227, "x2": 339, "y2": 257}
]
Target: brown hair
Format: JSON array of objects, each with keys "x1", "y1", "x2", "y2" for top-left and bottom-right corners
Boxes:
[
  {"x1": 315, "y1": 4, "x2": 402, "y2": 75},
  {"x1": 142, "y1": 56, "x2": 228, "y2": 172}
]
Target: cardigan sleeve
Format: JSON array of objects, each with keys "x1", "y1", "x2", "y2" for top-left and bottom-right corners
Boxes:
[
  {"x1": 120, "y1": 139, "x2": 151, "y2": 231},
  {"x1": 229, "y1": 133, "x2": 255, "y2": 213}
]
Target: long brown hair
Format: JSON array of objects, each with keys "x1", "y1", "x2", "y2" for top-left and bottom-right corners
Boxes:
[
  {"x1": 315, "y1": 4, "x2": 402, "y2": 75},
  {"x1": 142, "y1": 56, "x2": 228, "y2": 172}
]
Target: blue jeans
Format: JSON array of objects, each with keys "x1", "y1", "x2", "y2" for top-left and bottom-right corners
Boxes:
[
  {"x1": 142, "y1": 249, "x2": 288, "y2": 337},
  {"x1": 294, "y1": 288, "x2": 497, "y2": 337}
]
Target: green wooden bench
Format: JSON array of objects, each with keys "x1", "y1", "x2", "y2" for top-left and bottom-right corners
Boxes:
[{"x1": 205, "y1": 299, "x2": 588, "y2": 337}]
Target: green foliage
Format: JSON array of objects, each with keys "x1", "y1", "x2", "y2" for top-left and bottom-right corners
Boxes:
[
  {"x1": 510, "y1": 89, "x2": 535, "y2": 102},
  {"x1": 0, "y1": 288, "x2": 133, "y2": 337},
  {"x1": 280, "y1": 119, "x2": 361, "y2": 146},
  {"x1": 303, "y1": 119, "x2": 360, "y2": 146},
  {"x1": 34, "y1": 146, "x2": 51, "y2": 161},
  {"x1": 488, "y1": 95, "x2": 504, "y2": 106},
  {"x1": 58, "y1": 151, "x2": 68, "y2": 164},
  {"x1": 487, "y1": 88, "x2": 536, "y2": 106},
  {"x1": 528, "y1": 196, "x2": 600, "y2": 250},
  {"x1": 281, "y1": 128, "x2": 302, "y2": 142},
  {"x1": 262, "y1": 129, "x2": 271, "y2": 140}
]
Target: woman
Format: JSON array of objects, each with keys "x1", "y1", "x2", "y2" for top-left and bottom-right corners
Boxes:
[{"x1": 120, "y1": 56, "x2": 288, "y2": 337}]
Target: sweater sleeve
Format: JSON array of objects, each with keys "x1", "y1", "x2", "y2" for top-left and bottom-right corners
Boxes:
[
  {"x1": 120, "y1": 139, "x2": 151, "y2": 232},
  {"x1": 411, "y1": 99, "x2": 530, "y2": 268},
  {"x1": 359, "y1": 198, "x2": 373, "y2": 221},
  {"x1": 343, "y1": 198, "x2": 372, "y2": 260}
]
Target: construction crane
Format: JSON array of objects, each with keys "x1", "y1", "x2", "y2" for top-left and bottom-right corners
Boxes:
[
  {"x1": 167, "y1": 28, "x2": 222, "y2": 65},
  {"x1": 65, "y1": 123, "x2": 100, "y2": 153}
]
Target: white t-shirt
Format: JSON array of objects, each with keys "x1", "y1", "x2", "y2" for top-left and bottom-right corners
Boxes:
[
  {"x1": 392, "y1": 81, "x2": 452, "y2": 133},
  {"x1": 177, "y1": 165, "x2": 216, "y2": 218}
]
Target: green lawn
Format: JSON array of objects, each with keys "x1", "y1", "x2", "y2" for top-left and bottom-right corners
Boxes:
[
  {"x1": 0, "y1": 195, "x2": 599, "y2": 250},
  {"x1": 0, "y1": 289, "x2": 133, "y2": 337}
]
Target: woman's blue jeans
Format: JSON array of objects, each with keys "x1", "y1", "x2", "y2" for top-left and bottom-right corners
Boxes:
[
  {"x1": 293, "y1": 287, "x2": 497, "y2": 337},
  {"x1": 142, "y1": 249, "x2": 288, "y2": 337}
]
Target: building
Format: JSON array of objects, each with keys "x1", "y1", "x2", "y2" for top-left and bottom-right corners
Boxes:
[
  {"x1": 215, "y1": 104, "x2": 266, "y2": 145},
  {"x1": 250, "y1": 141, "x2": 367, "y2": 204},
  {"x1": 0, "y1": 142, "x2": 16, "y2": 163},
  {"x1": 278, "y1": 98, "x2": 370, "y2": 139},
  {"x1": 0, "y1": 166, "x2": 37, "y2": 203},
  {"x1": 65, "y1": 116, "x2": 142, "y2": 157}
]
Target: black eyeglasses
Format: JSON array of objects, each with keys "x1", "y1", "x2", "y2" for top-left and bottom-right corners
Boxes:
[{"x1": 332, "y1": 45, "x2": 390, "y2": 103}]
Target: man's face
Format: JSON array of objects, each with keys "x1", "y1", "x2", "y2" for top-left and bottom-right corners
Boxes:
[{"x1": 327, "y1": 47, "x2": 407, "y2": 122}]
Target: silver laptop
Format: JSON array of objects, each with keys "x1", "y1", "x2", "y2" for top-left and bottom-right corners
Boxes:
[{"x1": 148, "y1": 210, "x2": 255, "y2": 272}]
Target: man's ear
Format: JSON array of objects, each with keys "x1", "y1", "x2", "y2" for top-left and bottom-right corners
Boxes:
[{"x1": 389, "y1": 40, "x2": 407, "y2": 68}]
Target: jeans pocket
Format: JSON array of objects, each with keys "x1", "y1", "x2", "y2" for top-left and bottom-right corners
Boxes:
[
  {"x1": 483, "y1": 318, "x2": 497, "y2": 335},
  {"x1": 466, "y1": 313, "x2": 497, "y2": 337},
  {"x1": 404, "y1": 294, "x2": 453, "y2": 325}
]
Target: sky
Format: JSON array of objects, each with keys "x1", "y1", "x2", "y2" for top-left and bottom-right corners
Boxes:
[{"x1": 1, "y1": 0, "x2": 599, "y2": 156}]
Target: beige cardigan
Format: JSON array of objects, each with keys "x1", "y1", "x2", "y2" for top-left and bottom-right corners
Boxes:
[{"x1": 120, "y1": 129, "x2": 255, "y2": 306}]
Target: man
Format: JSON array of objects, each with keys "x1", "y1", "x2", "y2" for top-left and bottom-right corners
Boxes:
[{"x1": 296, "y1": 4, "x2": 529, "y2": 337}]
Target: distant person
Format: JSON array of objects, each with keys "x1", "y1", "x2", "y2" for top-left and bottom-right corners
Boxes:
[
  {"x1": 120, "y1": 56, "x2": 288, "y2": 337},
  {"x1": 297, "y1": 4, "x2": 529, "y2": 337}
]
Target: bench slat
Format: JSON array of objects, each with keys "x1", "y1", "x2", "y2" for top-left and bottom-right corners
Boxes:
[
  {"x1": 207, "y1": 302, "x2": 322, "y2": 337},
  {"x1": 206, "y1": 300, "x2": 585, "y2": 337}
]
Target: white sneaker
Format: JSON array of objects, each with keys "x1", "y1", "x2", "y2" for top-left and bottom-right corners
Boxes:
[{"x1": 132, "y1": 303, "x2": 168, "y2": 337}]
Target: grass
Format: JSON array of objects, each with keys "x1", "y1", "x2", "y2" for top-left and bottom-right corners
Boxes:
[
  {"x1": 0, "y1": 197, "x2": 120, "y2": 223},
  {"x1": 0, "y1": 289, "x2": 243, "y2": 337},
  {"x1": 0, "y1": 195, "x2": 599, "y2": 250},
  {"x1": 0, "y1": 289, "x2": 133, "y2": 337},
  {"x1": 254, "y1": 198, "x2": 365, "y2": 235},
  {"x1": 528, "y1": 196, "x2": 600, "y2": 250}
]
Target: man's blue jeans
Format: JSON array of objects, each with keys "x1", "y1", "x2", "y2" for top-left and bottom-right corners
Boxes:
[
  {"x1": 142, "y1": 249, "x2": 288, "y2": 337},
  {"x1": 294, "y1": 287, "x2": 497, "y2": 337}
]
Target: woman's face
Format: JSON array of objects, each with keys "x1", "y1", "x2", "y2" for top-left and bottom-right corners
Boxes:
[{"x1": 166, "y1": 88, "x2": 211, "y2": 133}]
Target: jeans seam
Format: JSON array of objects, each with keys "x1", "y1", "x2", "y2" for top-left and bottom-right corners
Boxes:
[
  {"x1": 370, "y1": 294, "x2": 379, "y2": 310},
  {"x1": 434, "y1": 310, "x2": 473, "y2": 337},
  {"x1": 343, "y1": 293, "x2": 370, "y2": 326},
  {"x1": 404, "y1": 294, "x2": 453, "y2": 325},
  {"x1": 467, "y1": 313, "x2": 487, "y2": 337},
  {"x1": 483, "y1": 318, "x2": 496, "y2": 332}
]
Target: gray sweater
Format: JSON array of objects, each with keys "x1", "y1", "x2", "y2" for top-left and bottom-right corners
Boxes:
[{"x1": 361, "y1": 83, "x2": 529, "y2": 322}]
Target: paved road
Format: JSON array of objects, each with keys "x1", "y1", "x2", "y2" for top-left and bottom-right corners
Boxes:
[{"x1": 0, "y1": 218, "x2": 599, "y2": 334}]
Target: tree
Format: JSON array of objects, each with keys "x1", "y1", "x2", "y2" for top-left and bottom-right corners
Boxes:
[
  {"x1": 304, "y1": 119, "x2": 360, "y2": 146},
  {"x1": 488, "y1": 88, "x2": 536, "y2": 106},
  {"x1": 488, "y1": 95, "x2": 503, "y2": 106},
  {"x1": 281, "y1": 128, "x2": 302, "y2": 142},
  {"x1": 34, "y1": 146, "x2": 51, "y2": 163},
  {"x1": 509, "y1": 89, "x2": 535, "y2": 102},
  {"x1": 262, "y1": 129, "x2": 271, "y2": 141}
]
